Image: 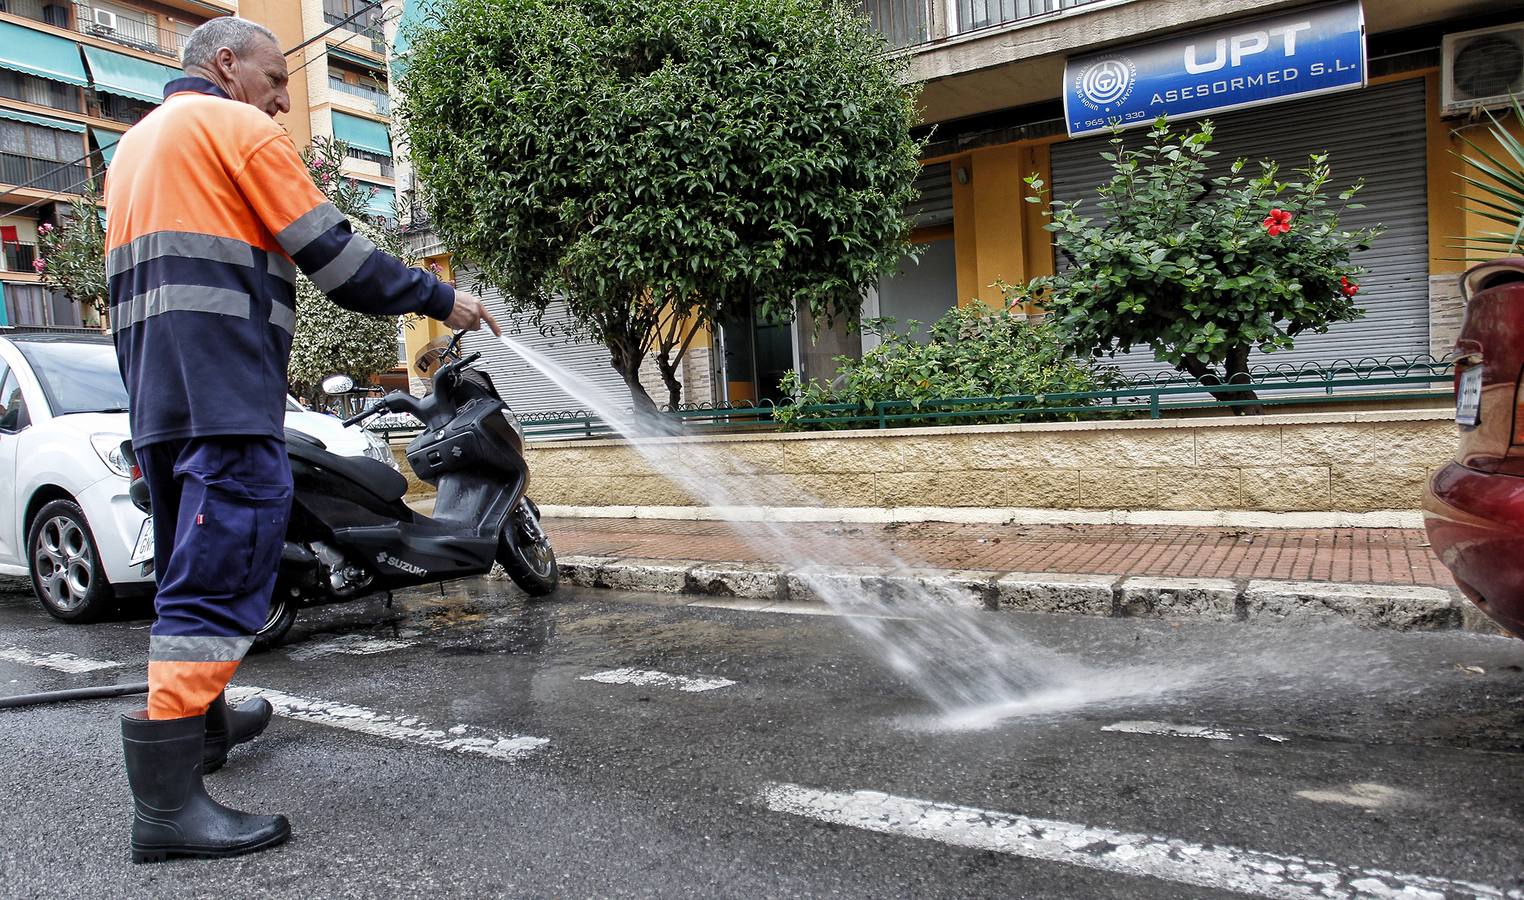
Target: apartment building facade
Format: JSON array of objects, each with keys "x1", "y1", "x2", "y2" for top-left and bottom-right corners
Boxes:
[{"x1": 0, "y1": 0, "x2": 403, "y2": 337}]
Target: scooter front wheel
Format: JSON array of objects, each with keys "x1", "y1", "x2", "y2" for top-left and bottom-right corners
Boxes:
[{"x1": 497, "y1": 501, "x2": 558, "y2": 597}]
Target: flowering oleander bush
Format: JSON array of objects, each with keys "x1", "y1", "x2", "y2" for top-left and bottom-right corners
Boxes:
[
  {"x1": 35, "y1": 191, "x2": 108, "y2": 320},
  {"x1": 1027, "y1": 117, "x2": 1380, "y2": 413}
]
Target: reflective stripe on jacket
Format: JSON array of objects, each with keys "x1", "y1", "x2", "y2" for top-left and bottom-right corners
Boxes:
[{"x1": 106, "y1": 77, "x2": 453, "y2": 447}]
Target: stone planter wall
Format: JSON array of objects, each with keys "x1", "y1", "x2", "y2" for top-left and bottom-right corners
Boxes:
[{"x1": 521, "y1": 409, "x2": 1457, "y2": 523}]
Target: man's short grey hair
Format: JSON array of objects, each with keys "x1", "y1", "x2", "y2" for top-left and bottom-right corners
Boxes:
[{"x1": 182, "y1": 17, "x2": 278, "y2": 70}]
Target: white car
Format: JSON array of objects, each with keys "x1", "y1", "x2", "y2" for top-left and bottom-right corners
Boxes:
[{"x1": 0, "y1": 333, "x2": 398, "y2": 623}]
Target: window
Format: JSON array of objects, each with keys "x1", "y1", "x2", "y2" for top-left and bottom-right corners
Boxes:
[
  {"x1": 2, "y1": 284, "x2": 81, "y2": 328},
  {"x1": 0, "y1": 71, "x2": 81, "y2": 113},
  {"x1": 15, "y1": 340, "x2": 128, "y2": 416},
  {"x1": 0, "y1": 364, "x2": 28, "y2": 433},
  {"x1": 0, "y1": 122, "x2": 78, "y2": 162}
]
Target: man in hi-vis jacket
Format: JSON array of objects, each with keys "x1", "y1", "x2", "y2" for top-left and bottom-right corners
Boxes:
[{"x1": 105, "y1": 17, "x2": 500, "y2": 862}]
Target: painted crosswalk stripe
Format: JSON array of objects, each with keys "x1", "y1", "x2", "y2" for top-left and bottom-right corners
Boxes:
[
  {"x1": 1102, "y1": 721, "x2": 1289, "y2": 743},
  {"x1": 580, "y1": 668, "x2": 736, "y2": 693},
  {"x1": 286, "y1": 636, "x2": 417, "y2": 661},
  {"x1": 0, "y1": 645, "x2": 121, "y2": 674},
  {"x1": 225, "y1": 686, "x2": 547, "y2": 761},
  {"x1": 758, "y1": 783, "x2": 1521, "y2": 899}
]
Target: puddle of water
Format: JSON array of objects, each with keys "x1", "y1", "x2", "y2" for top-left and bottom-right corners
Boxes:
[{"x1": 492, "y1": 334, "x2": 1394, "y2": 727}]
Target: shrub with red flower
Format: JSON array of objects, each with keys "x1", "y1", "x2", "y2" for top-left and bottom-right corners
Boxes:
[
  {"x1": 35, "y1": 190, "x2": 108, "y2": 319},
  {"x1": 1029, "y1": 116, "x2": 1381, "y2": 416},
  {"x1": 1263, "y1": 208, "x2": 1294, "y2": 236}
]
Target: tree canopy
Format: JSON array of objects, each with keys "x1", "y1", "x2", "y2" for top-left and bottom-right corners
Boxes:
[{"x1": 398, "y1": 0, "x2": 924, "y2": 409}]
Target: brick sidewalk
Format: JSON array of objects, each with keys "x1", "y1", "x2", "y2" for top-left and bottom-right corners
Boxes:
[{"x1": 542, "y1": 518, "x2": 1454, "y2": 587}]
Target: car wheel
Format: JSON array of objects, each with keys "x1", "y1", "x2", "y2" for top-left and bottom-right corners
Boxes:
[{"x1": 27, "y1": 499, "x2": 116, "y2": 623}]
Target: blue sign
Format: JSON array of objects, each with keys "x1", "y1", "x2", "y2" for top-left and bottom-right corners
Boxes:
[{"x1": 1064, "y1": 1, "x2": 1366, "y2": 137}]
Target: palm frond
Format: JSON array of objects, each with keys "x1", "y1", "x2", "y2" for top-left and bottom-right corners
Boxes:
[{"x1": 1453, "y1": 94, "x2": 1524, "y2": 255}]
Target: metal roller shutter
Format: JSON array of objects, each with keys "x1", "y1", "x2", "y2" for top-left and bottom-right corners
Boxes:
[
  {"x1": 910, "y1": 162, "x2": 954, "y2": 229},
  {"x1": 1048, "y1": 77, "x2": 1430, "y2": 379},
  {"x1": 455, "y1": 268, "x2": 630, "y2": 417}
]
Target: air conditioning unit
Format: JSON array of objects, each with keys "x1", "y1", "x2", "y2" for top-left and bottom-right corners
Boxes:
[
  {"x1": 92, "y1": 8, "x2": 118, "y2": 31},
  {"x1": 1443, "y1": 23, "x2": 1524, "y2": 116}
]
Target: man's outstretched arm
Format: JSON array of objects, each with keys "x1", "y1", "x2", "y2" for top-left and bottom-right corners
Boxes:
[{"x1": 235, "y1": 131, "x2": 499, "y2": 334}]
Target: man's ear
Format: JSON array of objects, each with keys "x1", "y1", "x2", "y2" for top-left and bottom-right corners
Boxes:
[{"x1": 215, "y1": 46, "x2": 238, "y2": 76}]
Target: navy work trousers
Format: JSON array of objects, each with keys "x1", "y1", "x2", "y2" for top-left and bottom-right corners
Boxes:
[{"x1": 136, "y1": 436, "x2": 292, "y2": 719}]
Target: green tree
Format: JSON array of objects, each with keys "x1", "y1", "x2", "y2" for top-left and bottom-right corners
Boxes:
[
  {"x1": 398, "y1": 0, "x2": 924, "y2": 412},
  {"x1": 1029, "y1": 118, "x2": 1380, "y2": 414},
  {"x1": 286, "y1": 136, "x2": 407, "y2": 402},
  {"x1": 35, "y1": 190, "x2": 108, "y2": 323}
]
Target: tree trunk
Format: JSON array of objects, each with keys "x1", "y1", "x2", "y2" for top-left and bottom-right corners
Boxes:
[
  {"x1": 656, "y1": 349, "x2": 682, "y2": 410},
  {"x1": 608, "y1": 340, "x2": 659, "y2": 420},
  {"x1": 1179, "y1": 345, "x2": 1263, "y2": 416}
]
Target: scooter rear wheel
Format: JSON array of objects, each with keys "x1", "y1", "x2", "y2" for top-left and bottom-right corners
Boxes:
[
  {"x1": 250, "y1": 591, "x2": 298, "y2": 652},
  {"x1": 497, "y1": 502, "x2": 558, "y2": 597}
]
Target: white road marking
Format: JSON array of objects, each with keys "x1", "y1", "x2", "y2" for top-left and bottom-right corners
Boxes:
[
  {"x1": 579, "y1": 668, "x2": 736, "y2": 693},
  {"x1": 759, "y1": 783, "x2": 1521, "y2": 899},
  {"x1": 1102, "y1": 720, "x2": 1289, "y2": 743},
  {"x1": 1296, "y1": 783, "x2": 1415, "y2": 809},
  {"x1": 286, "y1": 635, "x2": 417, "y2": 661},
  {"x1": 225, "y1": 686, "x2": 547, "y2": 761},
  {"x1": 0, "y1": 645, "x2": 121, "y2": 674}
]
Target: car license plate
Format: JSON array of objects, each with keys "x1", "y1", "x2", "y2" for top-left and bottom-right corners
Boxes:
[
  {"x1": 129, "y1": 517, "x2": 154, "y2": 566},
  {"x1": 1456, "y1": 366, "x2": 1483, "y2": 428}
]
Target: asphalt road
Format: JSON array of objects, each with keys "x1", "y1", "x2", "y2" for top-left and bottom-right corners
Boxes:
[{"x1": 1, "y1": 573, "x2": 1523, "y2": 899}]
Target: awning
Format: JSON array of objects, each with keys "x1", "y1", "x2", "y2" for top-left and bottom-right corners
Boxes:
[
  {"x1": 389, "y1": 0, "x2": 440, "y2": 76},
  {"x1": 91, "y1": 128, "x2": 122, "y2": 166},
  {"x1": 0, "y1": 21, "x2": 91, "y2": 87},
  {"x1": 0, "y1": 107, "x2": 86, "y2": 133},
  {"x1": 81, "y1": 46, "x2": 179, "y2": 105},
  {"x1": 0, "y1": 282, "x2": 10, "y2": 328},
  {"x1": 362, "y1": 184, "x2": 396, "y2": 219},
  {"x1": 328, "y1": 46, "x2": 386, "y2": 75},
  {"x1": 331, "y1": 111, "x2": 391, "y2": 157}
]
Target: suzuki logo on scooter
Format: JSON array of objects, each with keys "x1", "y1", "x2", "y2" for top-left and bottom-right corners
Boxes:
[{"x1": 376, "y1": 551, "x2": 428, "y2": 577}]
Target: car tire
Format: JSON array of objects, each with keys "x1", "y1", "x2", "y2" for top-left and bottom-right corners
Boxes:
[{"x1": 27, "y1": 498, "x2": 116, "y2": 623}]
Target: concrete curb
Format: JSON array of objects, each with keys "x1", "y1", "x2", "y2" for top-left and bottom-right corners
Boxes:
[{"x1": 555, "y1": 555, "x2": 1477, "y2": 634}]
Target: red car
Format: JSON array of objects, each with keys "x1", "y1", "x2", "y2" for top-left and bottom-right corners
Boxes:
[{"x1": 1424, "y1": 258, "x2": 1524, "y2": 638}]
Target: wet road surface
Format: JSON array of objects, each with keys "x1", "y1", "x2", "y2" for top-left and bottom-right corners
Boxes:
[{"x1": 1, "y1": 574, "x2": 1523, "y2": 898}]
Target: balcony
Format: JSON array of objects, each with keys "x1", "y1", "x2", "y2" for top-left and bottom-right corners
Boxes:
[
  {"x1": 862, "y1": 0, "x2": 1107, "y2": 51},
  {"x1": 0, "y1": 153, "x2": 89, "y2": 193},
  {"x1": 328, "y1": 76, "x2": 390, "y2": 116},
  {"x1": 323, "y1": 0, "x2": 385, "y2": 48},
  {"x1": 1, "y1": 240, "x2": 38, "y2": 273},
  {"x1": 1, "y1": 0, "x2": 191, "y2": 60}
]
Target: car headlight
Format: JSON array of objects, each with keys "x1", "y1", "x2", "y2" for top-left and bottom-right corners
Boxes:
[
  {"x1": 90, "y1": 433, "x2": 133, "y2": 478},
  {"x1": 364, "y1": 430, "x2": 400, "y2": 470}
]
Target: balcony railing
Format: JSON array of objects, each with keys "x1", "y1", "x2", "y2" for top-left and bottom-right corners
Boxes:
[
  {"x1": 862, "y1": 0, "x2": 1108, "y2": 51},
  {"x1": 328, "y1": 76, "x2": 391, "y2": 115},
  {"x1": 1, "y1": 0, "x2": 191, "y2": 59},
  {"x1": 0, "y1": 153, "x2": 89, "y2": 193},
  {"x1": 1, "y1": 240, "x2": 38, "y2": 273}
]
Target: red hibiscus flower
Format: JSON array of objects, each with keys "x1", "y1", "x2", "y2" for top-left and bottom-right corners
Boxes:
[
  {"x1": 1340, "y1": 276, "x2": 1359, "y2": 297},
  {"x1": 1263, "y1": 208, "x2": 1294, "y2": 236}
]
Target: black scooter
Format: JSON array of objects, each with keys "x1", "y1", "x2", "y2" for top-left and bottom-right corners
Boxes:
[{"x1": 127, "y1": 333, "x2": 558, "y2": 649}]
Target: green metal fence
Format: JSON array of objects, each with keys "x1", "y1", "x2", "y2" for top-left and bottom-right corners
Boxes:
[{"x1": 509, "y1": 356, "x2": 1456, "y2": 441}]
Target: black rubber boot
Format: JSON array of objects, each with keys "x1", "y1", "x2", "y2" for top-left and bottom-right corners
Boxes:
[
  {"x1": 122, "y1": 710, "x2": 290, "y2": 863},
  {"x1": 203, "y1": 692, "x2": 274, "y2": 774}
]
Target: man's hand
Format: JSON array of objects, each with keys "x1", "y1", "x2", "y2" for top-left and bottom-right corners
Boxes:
[{"x1": 443, "y1": 291, "x2": 502, "y2": 336}]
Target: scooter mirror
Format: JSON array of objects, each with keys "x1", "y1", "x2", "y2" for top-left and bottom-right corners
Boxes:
[{"x1": 322, "y1": 374, "x2": 356, "y2": 395}]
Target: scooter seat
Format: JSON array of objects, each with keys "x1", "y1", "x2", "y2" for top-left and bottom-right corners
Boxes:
[{"x1": 286, "y1": 432, "x2": 409, "y2": 503}]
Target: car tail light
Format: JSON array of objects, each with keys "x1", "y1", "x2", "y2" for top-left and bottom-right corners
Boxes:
[
  {"x1": 130, "y1": 464, "x2": 142, "y2": 481},
  {"x1": 1513, "y1": 373, "x2": 1524, "y2": 446}
]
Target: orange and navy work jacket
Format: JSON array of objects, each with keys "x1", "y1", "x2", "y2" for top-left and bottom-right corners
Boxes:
[{"x1": 106, "y1": 77, "x2": 454, "y2": 447}]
